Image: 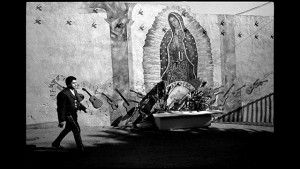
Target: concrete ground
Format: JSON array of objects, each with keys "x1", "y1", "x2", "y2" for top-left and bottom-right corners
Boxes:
[{"x1": 25, "y1": 123, "x2": 275, "y2": 168}]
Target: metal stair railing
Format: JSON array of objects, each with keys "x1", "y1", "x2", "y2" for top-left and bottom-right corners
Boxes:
[{"x1": 214, "y1": 93, "x2": 274, "y2": 126}]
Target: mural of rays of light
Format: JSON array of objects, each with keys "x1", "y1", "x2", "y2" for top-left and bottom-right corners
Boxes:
[{"x1": 143, "y1": 5, "x2": 214, "y2": 91}]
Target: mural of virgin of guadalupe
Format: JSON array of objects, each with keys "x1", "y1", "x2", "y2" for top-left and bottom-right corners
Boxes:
[{"x1": 160, "y1": 12, "x2": 198, "y2": 85}]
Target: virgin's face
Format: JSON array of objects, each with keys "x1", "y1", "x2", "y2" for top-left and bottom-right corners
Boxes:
[{"x1": 169, "y1": 16, "x2": 180, "y2": 28}]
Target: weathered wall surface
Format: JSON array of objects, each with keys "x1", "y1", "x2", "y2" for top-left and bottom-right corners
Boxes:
[
  {"x1": 234, "y1": 15, "x2": 274, "y2": 103},
  {"x1": 130, "y1": 4, "x2": 274, "y2": 112},
  {"x1": 26, "y1": 2, "x2": 112, "y2": 126},
  {"x1": 129, "y1": 3, "x2": 166, "y2": 94},
  {"x1": 26, "y1": 2, "x2": 273, "y2": 126}
]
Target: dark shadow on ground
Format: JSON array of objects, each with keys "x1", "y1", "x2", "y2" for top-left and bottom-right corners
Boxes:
[{"x1": 25, "y1": 126, "x2": 277, "y2": 168}]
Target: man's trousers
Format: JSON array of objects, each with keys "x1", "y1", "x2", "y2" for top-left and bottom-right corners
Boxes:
[{"x1": 53, "y1": 115, "x2": 84, "y2": 150}]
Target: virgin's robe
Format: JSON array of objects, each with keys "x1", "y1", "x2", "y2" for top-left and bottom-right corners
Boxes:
[{"x1": 160, "y1": 12, "x2": 198, "y2": 85}]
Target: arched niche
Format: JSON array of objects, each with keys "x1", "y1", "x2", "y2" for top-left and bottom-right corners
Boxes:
[{"x1": 143, "y1": 5, "x2": 214, "y2": 92}]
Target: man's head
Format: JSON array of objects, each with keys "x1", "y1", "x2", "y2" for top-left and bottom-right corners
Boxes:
[{"x1": 65, "y1": 76, "x2": 77, "y2": 89}]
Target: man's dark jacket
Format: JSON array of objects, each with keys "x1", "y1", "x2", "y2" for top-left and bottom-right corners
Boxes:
[{"x1": 56, "y1": 88, "x2": 86, "y2": 123}]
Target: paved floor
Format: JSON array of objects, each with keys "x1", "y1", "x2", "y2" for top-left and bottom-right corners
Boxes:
[{"x1": 25, "y1": 123, "x2": 275, "y2": 168}]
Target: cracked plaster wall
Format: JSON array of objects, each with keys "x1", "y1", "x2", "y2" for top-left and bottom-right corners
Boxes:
[{"x1": 26, "y1": 2, "x2": 273, "y2": 126}]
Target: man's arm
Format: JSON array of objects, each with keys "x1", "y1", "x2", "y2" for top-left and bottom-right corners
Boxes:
[
  {"x1": 79, "y1": 102, "x2": 87, "y2": 113},
  {"x1": 76, "y1": 91, "x2": 87, "y2": 113}
]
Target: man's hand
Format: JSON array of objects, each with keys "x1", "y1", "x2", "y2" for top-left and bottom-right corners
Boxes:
[{"x1": 58, "y1": 121, "x2": 65, "y2": 128}]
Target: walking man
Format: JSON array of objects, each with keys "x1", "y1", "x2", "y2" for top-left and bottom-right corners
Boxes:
[{"x1": 52, "y1": 76, "x2": 87, "y2": 152}]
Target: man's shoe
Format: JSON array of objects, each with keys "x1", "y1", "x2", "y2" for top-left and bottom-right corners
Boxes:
[{"x1": 52, "y1": 143, "x2": 64, "y2": 149}]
